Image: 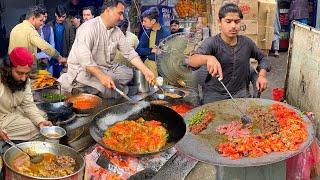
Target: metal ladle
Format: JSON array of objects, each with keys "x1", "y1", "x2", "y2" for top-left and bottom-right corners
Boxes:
[
  {"x1": 216, "y1": 76, "x2": 252, "y2": 124},
  {"x1": 1, "y1": 131, "x2": 44, "y2": 164}
]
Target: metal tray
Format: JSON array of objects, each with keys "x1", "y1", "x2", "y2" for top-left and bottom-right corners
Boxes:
[{"x1": 176, "y1": 98, "x2": 315, "y2": 167}]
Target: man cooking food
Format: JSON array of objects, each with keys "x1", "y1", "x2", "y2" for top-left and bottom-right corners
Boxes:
[
  {"x1": 187, "y1": 3, "x2": 270, "y2": 104},
  {"x1": 58, "y1": 0, "x2": 155, "y2": 97},
  {"x1": 0, "y1": 47, "x2": 52, "y2": 149}
]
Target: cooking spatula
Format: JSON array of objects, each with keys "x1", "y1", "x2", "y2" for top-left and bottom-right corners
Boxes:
[{"x1": 216, "y1": 76, "x2": 252, "y2": 124}]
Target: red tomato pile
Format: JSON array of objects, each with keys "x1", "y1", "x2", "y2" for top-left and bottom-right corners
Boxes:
[{"x1": 216, "y1": 104, "x2": 308, "y2": 159}]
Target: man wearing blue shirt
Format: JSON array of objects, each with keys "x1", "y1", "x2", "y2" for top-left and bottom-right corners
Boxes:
[{"x1": 136, "y1": 7, "x2": 171, "y2": 76}]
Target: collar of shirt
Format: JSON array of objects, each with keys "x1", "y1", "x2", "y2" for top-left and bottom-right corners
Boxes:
[
  {"x1": 23, "y1": 20, "x2": 35, "y2": 30},
  {"x1": 98, "y1": 16, "x2": 114, "y2": 32}
]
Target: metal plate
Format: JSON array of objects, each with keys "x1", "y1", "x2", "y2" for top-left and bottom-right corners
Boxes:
[
  {"x1": 90, "y1": 101, "x2": 186, "y2": 156},
  {"x1": 176, "y1": 98, "x2": 315, "y2": 167},
  {"x1": 156, "y1": 32, "x2": 199, "y2": 88}
]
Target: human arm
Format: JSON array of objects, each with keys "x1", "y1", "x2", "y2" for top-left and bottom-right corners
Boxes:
[
  {"x1": 29, "y1": 29, "x2": 60, "y2": 59},
  {"x1": 130, "y1": 56, "x2": 156, "y2": 85},
  {"x1": 118, "y1": 30, "x2": 155, "y2": 84},
  {"x1": 75, "y1": 27, "x2": 116, "y2": 89},
  {"x1": 186, "y1": 37, "x2": 223, "y2": 79},
  {"x1": 20, "y1": 81, "x2": 52, "y2": 128},
  {"x1": 250, "y1": 39, "x2": 270, "y2": 92}
]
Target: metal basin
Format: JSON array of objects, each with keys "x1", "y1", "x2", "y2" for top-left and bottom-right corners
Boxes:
[
  {"x1": 3, "y1": 141, "x2": 85, "y2": 179},
  {"x1": 65, "y1": 93, "x2": 102, "y2": 114}
]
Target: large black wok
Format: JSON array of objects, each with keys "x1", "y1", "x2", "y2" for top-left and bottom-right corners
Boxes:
[
  {"x1": 90, "y1": 101, "x2": 186, "y2": 156},
  {"x1": 37, "y1": 102, "x2": 73, "y2": 122}
]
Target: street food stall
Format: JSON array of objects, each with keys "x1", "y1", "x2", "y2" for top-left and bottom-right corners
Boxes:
[{"x1": 1, "y1": 13, "x2": 319, "y2": 180}]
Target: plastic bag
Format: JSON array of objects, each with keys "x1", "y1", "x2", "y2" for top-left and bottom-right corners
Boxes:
[
  {"x1": 286, "y1": 112, "x2": 320, "y2": 180},
  {"x1": 286, "y1": 139, "x2": 320, "y2": 180}
]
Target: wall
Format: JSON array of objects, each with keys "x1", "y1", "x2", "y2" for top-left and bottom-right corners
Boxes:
[
  {"x1": 1, "y1": 0, "x2": 40, "y2": 36},
  {"x1": 285, "y1": 22, "x2": 320, "y2": 119}
]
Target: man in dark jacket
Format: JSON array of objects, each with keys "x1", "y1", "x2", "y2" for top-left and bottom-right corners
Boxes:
[
  {"x1": 135, "y1": 7, "x2": 171, "y2": 76},
  {"x1": 47, "y1": 4, "x2": 75, "y2": 77}
]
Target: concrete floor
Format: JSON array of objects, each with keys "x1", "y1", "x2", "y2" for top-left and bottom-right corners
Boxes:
[{"x1": 185, "y1": 51, "x2": 289, "y2": 180}]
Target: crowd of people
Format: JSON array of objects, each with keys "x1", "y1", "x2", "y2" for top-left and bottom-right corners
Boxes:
[{"x1": 0, "y1": 0, "x2": 272, "y2": 152}]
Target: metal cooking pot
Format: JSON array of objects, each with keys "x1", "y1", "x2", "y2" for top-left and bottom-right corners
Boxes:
[
  {"x1": 133, "y1": 69, "x2": 150, "y2": 93},
  {"x1": 3, "y1": 141, "x2": 85, "y2": 180}
]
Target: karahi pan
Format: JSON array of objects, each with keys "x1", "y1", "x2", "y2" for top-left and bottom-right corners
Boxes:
[{"x1": 90, "y1": 101, "x2": 186, "y2": 156}]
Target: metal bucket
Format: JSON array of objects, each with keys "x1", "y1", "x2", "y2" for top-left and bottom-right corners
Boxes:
[{"x1": 133, "y1": 69, "x2": 150, "y2": 93}]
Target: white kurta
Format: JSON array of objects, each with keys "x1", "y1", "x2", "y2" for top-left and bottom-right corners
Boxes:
[
  {"x1": 58, "y1": 17, "x2": 138, "y2": 97},
  {"x1": 0, "y1": 79, "x2": 44, "y2": 140}
]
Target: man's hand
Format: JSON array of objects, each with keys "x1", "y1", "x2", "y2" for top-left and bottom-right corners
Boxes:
[
  {"x1": 57, "y1": 56, "x2": 67, "y2": 64},
  {"x1": 99, "y1": 74, "x2": 116, "y2": 89},
  {"x1": 142, "y1": 68, "x2": 156, "y2": 85},
  {"x1": 207, "y1": 56, "x2": 223, "y2": 79},
  {"x1": 0, "y1": 129, "x2": 9, "y2": 141},
  {"x1": 38, "y1": 120, "x2": 53, "y2": 129},
  {"x1": 151, "y1": 46, "x2": 161, "y2": 55},
  {"x1": 256, "y1": 76, "x2": 268, "y2": 92}
]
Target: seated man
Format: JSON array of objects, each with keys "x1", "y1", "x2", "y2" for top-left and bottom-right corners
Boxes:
[
  {"x1": 58, "y1": 0, "x2": 155, "y2": 98},
  {"x1": 0, "y1": 47, "x2": 52, "y2": 149},
  {"x1": 136, "y1": 7, "x2": 171, "y2": 76},
  {"x1": 187, "y1": 3, "x2": 270, "y2": 104}
]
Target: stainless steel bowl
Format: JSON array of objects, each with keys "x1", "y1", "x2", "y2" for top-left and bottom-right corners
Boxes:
[
  {"x1": 40, "y1": 126, "x2": 66, "y2": 139},
  {"x1": 3, "y1": 141, "x2": 85, "y2": 179}
]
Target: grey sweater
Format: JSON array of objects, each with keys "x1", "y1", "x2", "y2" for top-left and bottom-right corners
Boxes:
[{"x1": 194, "y1": 34, "x2": 270, "y2": 103}]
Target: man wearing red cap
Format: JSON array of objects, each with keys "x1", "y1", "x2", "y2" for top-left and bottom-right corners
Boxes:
[{"x1": 0, "y1": 47, "x2": 52, "y2": 143}]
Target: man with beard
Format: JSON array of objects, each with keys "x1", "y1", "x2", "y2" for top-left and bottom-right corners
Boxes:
[
  {"x1": 0, "y1": 47, "x2": 52, "y2": 144},
  {"x1": 9, "y1": 5, "x2": 66, "y2": 68},
  {"x1": 170, "y1": 19, "x2": 184, "y2": 34},
  {"x1": 58, "y1": 0, "x2": 155, "y2": 98}
]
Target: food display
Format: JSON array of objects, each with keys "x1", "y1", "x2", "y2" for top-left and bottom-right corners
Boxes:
[
  {"x1": 215, "y1": 104, "x2": 308, "y2": 159},
  {"x1": 13, "y1": 153, "x2": 76, "y2": 178},
  {"x1": 31, "y1": 70, "x2": 56, "y2": 89},
  {"x1": 102, "y1": 118, "x2": 168, "y2": 154},
  {"x1": 170, "y1": 103, "x2": 193, "y2": 116},
  {"x1": 188, "y1": 109, "x2": 214, "y2": 134},
  {"x1": 41, "y1": 92, "x2": 66, "y2": 102}
]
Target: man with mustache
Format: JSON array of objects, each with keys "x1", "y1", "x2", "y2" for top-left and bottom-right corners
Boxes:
[
  {"x1": 9, "y1": 5, "x2": 67, "y2": 69},
  {"x1": 0, "y1": 47, "x2": 52, "y2": 145},
  {"x1": 58, "y1": 0, "x2": 155, "y2": 98},
  {"x1": 187, "y1": 3, "x2": 270, "y2": 104}
]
